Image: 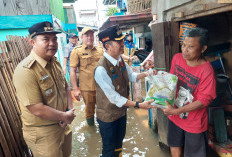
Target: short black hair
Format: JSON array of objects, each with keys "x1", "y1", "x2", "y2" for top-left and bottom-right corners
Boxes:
[{"x1": 185, "y1": 27, "x2": 209, "y2": 47}]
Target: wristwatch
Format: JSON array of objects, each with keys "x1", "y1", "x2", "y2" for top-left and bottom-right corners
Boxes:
[{"x1": 134, "y1": 102, "x2": 139, "y2": 109}]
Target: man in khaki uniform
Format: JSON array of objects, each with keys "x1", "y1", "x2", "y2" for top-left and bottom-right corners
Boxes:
[
  {"x1": 13, "y1": 21, "x2": 76, "y2": 157},
  {"x1": 70, "y1": 27, "x2": 103, "y2": 126}
]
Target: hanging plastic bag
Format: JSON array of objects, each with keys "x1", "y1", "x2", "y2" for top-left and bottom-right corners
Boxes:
[
  {"x1": 145, "y1": 71, "x2": 178, "y2": 109},
  {"x1": 131, "y1": 59, "x2": 143, "y2": 102}
]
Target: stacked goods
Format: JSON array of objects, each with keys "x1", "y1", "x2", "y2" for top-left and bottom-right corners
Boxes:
[
  {"x1": 179, "y1": 22, "x2": 197, "y2": 44},
  {"x1": 0, "y1": 35, "x2": 32, "y2": 157},
  {"x1": 145, "y1": 71, "x2": 178, "y2": 109}
]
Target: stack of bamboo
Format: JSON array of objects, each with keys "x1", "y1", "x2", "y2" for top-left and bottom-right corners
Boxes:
[
  {"x1": 0, "y1": 36, "x2": 32, "y2": 157},
  {"x1": 127, "y1": 0, "x2": 152, "y2": 14}
]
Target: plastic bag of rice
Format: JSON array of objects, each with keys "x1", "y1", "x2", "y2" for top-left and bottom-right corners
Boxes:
[{"x1": 145, "y1": 71, "x2": 178, "y2": 109}]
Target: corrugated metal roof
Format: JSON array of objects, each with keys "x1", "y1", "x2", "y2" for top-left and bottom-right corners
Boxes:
[{"x1": 100, "y1": 12, "x2": 152, "y2": 31}]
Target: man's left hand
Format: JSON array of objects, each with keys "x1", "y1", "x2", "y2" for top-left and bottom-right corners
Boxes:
[{"x1": 162, "y1": 101, "x2": 179, "y2": 116}]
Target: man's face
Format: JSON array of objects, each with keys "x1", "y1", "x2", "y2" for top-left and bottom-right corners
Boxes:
[
  {"x1": 81, "y1": 31, "x2": 94, "y2": 47},
  {"x1": 107, "y1": 40, "x2": 124, "y2": 58},
  {"x1": 31, "y1": 33, "x2": 58, "y2": 61},
  {"x1": 69, "y1": 36, "x2": 78, "y2": 46},
  {"x1": 127, "y1": 35, "x2": 132, "y2": 41},
  {"x1": 181, "y1": 37, "x2": 206, "y2": 62}
]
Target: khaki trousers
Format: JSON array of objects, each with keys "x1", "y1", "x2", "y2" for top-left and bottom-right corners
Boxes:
[
  {"x1": 23, "y1": 124, "x2": 72, "y2": 157},
  {"x1": 81, "y1": 90, "x2": 96, "y2": 118}
]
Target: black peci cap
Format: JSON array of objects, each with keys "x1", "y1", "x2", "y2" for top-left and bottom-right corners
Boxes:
[
  {"x1": 28, "y1": 21, "x2": 61, "y2": 38},
  {"x1": 98, "y1": 25, "x2": 125, "y2": 44}
]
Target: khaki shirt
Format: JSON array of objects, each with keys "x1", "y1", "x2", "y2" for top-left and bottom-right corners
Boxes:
[
  {"x1": 13, "y1": 51, "x2": 68, "y2": 127},
  {"x1": 70, "y1": 44, "x2": 103, "y2": 91}
]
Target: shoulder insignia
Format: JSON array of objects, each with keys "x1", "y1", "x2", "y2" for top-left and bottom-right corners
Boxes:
[
  {"x1": 97, "y1": 46, "x2": 103, "y2": 50},
  {"x1": 23, "y1": 57, "x2": 36, "y2": 69},
  {"x1": 74, "y1": 45, "x2": 82, "y2": 49},
  {"x1": 96, "y1": 46, "x2": 104, "y2": 54},
  {"x1": 97, "y1": 46, "x2": 103, "y2": 49}
]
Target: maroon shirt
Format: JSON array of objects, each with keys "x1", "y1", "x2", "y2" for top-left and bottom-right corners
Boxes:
[{"x1": 169, "y1": 53, "x2": 216, "y2": 133}]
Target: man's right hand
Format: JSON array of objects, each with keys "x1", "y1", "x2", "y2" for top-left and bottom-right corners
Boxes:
[
  {"x1": 73, "y1": 88, "x2": 82, "y2": 101},
  {"x1": 63, "y1": 108, "x2": 76, "y2": 124},
  {"x1": 138, "y1": 99, "x2": 156, "y2": 110}
]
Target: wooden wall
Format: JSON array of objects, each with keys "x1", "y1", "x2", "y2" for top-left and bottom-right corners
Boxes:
[
  {"x1": 0, "y1": 0, "x2": 50, "y2": 16},
  {"x1": 151, "y1": 21, "x2": 179, "y2": 72}
]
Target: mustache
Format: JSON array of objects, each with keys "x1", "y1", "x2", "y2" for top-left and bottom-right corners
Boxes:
[{"x1": 48, "y1": 47, "x2": 57, "y2": 50}]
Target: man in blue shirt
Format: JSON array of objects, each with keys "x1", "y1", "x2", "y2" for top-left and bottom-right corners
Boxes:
[{"x1": 63, "y1": 33, "x2": 78, "y2": 76}]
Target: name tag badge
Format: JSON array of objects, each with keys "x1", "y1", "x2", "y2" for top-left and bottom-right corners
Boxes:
[
  {"x1": 45, "y1": 89, "x2": 53, "y2": 96},
  {"x1": 41, "y1": 75, "x2": 49, "y2": 82},
  {"x1": 82, "y1": 53, "x2": 88, "y2": 55}
]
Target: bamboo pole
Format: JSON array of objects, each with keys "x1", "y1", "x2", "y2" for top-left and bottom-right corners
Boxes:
[
  {"x1": 2, "y1": 40, "x2": 17, "y2": 70},
  {"x1": 15, "y1": 36, "x2": 29, "y2": 58},
  {"x1": 7, "y1": 36, "x2": 22, "y2": 63},
  {"x1": 0, "y1": 100, "x2": 18, "y2": 157},
  {"x1": 0, "y1": 146, "x2": 4, "y2": 157},
  {"x1": 0, "y1": 42, "x2": 14, "y2": 80},
  {"x1": 0, "y1": 36, "x2": 32, "y2": 157},
  {"x1": 0, "y1": 70, "x2": 29, "y2": 157},
  {"x1": 0, "y1": 55, "x2": 21, "y2": 115},
  {"x1": 0, "y1": 126, "x2": 12, "y2": 157}
]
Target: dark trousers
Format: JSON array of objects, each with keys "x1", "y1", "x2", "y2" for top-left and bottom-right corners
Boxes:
[
  {"x1": 97, "y1": 115, "x2": 127, "y2": 157},
  {"x1": 167, "y1": 120, "x2": 208, "y2": 157}
]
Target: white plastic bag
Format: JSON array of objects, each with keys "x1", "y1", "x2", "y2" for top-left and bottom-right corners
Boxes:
[{"x1": 145, "y1": 71, "x2": 178, "y2": 109}]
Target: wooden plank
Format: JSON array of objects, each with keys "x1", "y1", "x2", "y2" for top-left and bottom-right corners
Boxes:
[
  {"x1": 170, "y1": 21, "x2": 180, "y2": 64},
  {"x1": 174, "y1": 3, "x2": 232, "y2": 22},
  {"x1": 0, "y1": 0, "x2": 7, "y2": 16},
  {"x1": 218, "y1": 0, "x2": 232, "y2": 3},
  {"x1": 0, "y1": 0, "x2": 50, "y2": 16},
  {"x1": 151, "y1": 21, "x2": 179, "y2": 71},
  {"x1": 0, "y1": 0, "x2": 17, "y2": 16},
  {"x1": 151, "y1": 22, "x2": 167, "y2": 70},
  {"x1": 164, "y1": 22, "x2": 171, "y2": 71},
  {"x1": 127, "y1": 0, "x2": 151, "y2": 14},
  {"x1": 175, "y1": 12, "x2": 184, "y2": 18}
]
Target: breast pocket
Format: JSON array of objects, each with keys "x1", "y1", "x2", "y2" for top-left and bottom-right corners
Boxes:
[
  {"x1": 39, "y1": 77, "x2": 55, "y2": 98},
  {"x1": 80, "y1": 55, "x2": 93, "y2": 69}
]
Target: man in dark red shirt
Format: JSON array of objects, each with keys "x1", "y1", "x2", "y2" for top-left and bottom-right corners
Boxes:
[{"x1": 163, "y1": 27, "x2": 216, "y2": 157}]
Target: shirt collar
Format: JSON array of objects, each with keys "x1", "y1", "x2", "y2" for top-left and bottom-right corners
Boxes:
[
  {"x1": 69, "y1": 42, "x2": 75, "y2": 47},
  {"x1": 83, "y1": 44, "x2": 96, "y2": 51},
  {"x1": 103, "y1": 52, "x2": 121, "y2": 66},
  {"x1": 31, "y1": 51, "x2": 53, "y2": 68}
]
